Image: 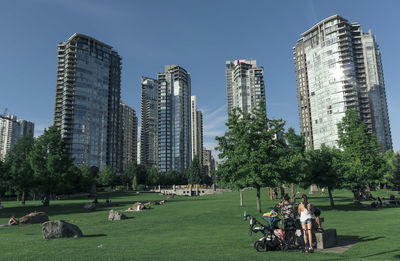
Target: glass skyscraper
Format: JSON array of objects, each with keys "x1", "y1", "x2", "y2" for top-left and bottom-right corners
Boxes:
[
  {"x1": 157, "y1": 65, "x2": 191, "y2": 173},
  {"x1": 294, "y1": 15, "x2": 392, "y2": 151},
  {"x1": 140, "y1": 76, "x2": 158, "y2": 168},
  {"x1": 54, "y1": 33, "x2": 122, "y2": 170}
]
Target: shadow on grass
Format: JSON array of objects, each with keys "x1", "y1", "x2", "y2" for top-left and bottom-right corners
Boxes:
[
  {"x1": 359, "y1": 248, "x2": 400, "y2": 258},
  {"x1": 83, "y1": 234, "x2": 107, "y2": 238},
  {"x1": 0, "y1": 195, "x2": 212, "y2": 219},
  {"x1": 316, "y1": 203, "x2": 386, "y2": 212},
  {"x1": 338, "y1": 235, "x2": 384, "y2": 242}
]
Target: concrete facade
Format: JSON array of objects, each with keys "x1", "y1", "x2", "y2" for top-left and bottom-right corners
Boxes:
[
  {"x1": 0, "y1": 115, "x2": 34, "y2": 160},
  {"x1": 121, "y1": 102, "x2": 138, "y2": 171},
  {"x1": 226, "y1": 59, "x2": 266, "y2": 115},
  {"x1": 191, "y1": 96, "x2": 203, "y2": 165}
]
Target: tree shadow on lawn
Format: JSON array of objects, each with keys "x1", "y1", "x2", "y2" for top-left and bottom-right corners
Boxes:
[
  {"x1": 338, "y1": 235, "x2": 384, "y2": 242},
  {"x1": 0, "y1": 198, "x2": 180, "y2": 219},
  {"x1": 316, "y1": 203, "x2": 395, "y2": 212},
  {"x1": 0, "y1": 195, "x2": 209, "y2": 220}
]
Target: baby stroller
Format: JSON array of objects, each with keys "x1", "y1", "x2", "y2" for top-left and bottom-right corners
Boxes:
[{"x1": 244, "y1": 209, "x2": 288, "y2": 252}]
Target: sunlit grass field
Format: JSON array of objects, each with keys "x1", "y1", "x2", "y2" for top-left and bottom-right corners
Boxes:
[{"x1": 0, "y1": 188, "x2": 399, "y2": 260}]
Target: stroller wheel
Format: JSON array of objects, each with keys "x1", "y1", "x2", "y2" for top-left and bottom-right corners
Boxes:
[
  {"x1": 254, "y1": 241, "x2": 268, "y2": 252},
  {"x1": 280, "y1": 244, "x2": 289, "y2": 251}
]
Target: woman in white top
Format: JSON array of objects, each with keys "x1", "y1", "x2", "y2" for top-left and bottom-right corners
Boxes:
[{"x1": 298, "y1": 194, "x2": 313, "y2": 252}]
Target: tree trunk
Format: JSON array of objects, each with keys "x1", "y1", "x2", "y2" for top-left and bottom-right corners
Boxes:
[
  {"x1": 291, "y1": 184, "x2": 295, "y2": 203},
  {"x1": 42, "y1": 193, "x2": 50, "y2": 206},
  {"x1": 240, "y1": 190, "x2": 243, "y2": 207},
  {"x1": 16, "y1": 192, "x2": 20, "y2": 202},
  {"x1": 21, "y1": 191, "x2": 25, "y2": 205},
  {"x1": 90, "y1": 182, "x2": 97, "y2": 197},
  {"x1": 269, "y1": 187, "x2": 273, "y2": 200},
  {"x1": 33, "y1": 192, "x2": 36, "y2": 201},
  {"x1": 353, "y1": 189, "x2": 360, "y2": 204},
  {"x1": 328, "y1": 187, "x2": 334, "y2": 207},
  {"x1": 256, "y1": 187, "x2": 261, "y2": 213}
]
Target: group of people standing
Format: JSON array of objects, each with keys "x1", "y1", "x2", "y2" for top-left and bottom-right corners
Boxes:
[{"x1": 278, "y1": 193, "x2": 322, "y2": 253}]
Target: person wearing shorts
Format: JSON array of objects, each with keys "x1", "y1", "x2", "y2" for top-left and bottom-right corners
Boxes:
[{"x1": 298, "y1": 194, "x2": 313, "y2": 252}]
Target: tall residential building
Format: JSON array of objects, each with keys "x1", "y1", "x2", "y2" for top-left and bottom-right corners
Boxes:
[
  {"x1": 53, "y1": 33, "x2": 122, "y2": 170},
  {"x1": 362, "y1": 31, "x2": 392, "y2": 151},
  {"x1": 202, "y1": 147, "x2": 215, "y2": 177},
  {"x1": 225, "y1": 59, "x2": 266, "y2": 114},
  {"x1": 121, "y1": 102, "x2": 138, "y2": 171},
  {"x1": 294, "y1": 15, "x2": 392, "y2": 150},
  {"x1": 139, "y1": 77, "x2": 158, "y2": 168},
  {"x1": 157, "y1": 65, "x2": 191, "y2": 173},
  {"x1": 0, "y1": 115, "x2": 34, "y2": 160},
  {"x1": 17, "y1": 119, "x2": 34, "y2": 137},
  {"x1": 190, "y1": 96, "x2": 203, "y2": 164}
]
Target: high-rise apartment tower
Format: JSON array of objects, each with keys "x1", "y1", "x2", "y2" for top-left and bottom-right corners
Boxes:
[
  {"x1": 53, "y1": 33, "x2": 122, "y2": 170},
  {"x1": 191, "y1": 96, "x2": 203, "y2": 165},
  {"x1": 225, "y1": 59, "x2": 266, "y2": 114},
  {"x1": 294, "y1": 15, "x2": 392, "y2": 150},
  {"x1": 157, "y1": 65, "x2": 191, "y2": 173},
  {"x1": 0, "y1": 115, "x2": 34, "y2": 160},
  {"x1": 139, "y1": 77, "x2": 158, "y2": 168},
  {"x1": 121, "y1": 102, "x2": 138, "y2": 171}
]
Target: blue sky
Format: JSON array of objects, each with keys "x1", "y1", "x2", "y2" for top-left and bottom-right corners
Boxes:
[{"x1": 1, "y1": 0, "x2": 399, "y2": 158}]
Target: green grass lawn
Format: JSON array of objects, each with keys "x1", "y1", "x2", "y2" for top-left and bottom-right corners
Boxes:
[{"x1": 0, "y1": 188, "x2": 399, "y2": 261}]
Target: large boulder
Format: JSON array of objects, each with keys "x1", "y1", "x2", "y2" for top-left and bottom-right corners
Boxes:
[
  {"x1": 129, "y1": 202, "x2": 145, "y2": 211},
  {"x1": 42, "y1": 220, "x2": 82, "y2": 239},
  {"x1": 108, "y1": 209, "x2": 126, "y2": 221},
  {"x1": 20, "y1": 212, "x2": 49, "y2": 224}
]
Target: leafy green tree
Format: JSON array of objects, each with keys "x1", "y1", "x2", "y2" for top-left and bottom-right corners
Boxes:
[
  {"x1": 5, "y1": 135, "x2": 35, "y2": 204},
  {"x1": 186, "y1": 156, "x2": 203, "y2": 185},
  {"x1": 28, "y1": 126, "x2": 74, "y2": 206},
  {"x1": 337, "y1": 109, "x2": 385, "y2": 202},
  {"x1": 97, "y1": 166, "x2": 118, "y2": 187},
  {"x1": 132, "y1": 175, "x2": 137, "y2": 190},
  {"x1": 80, "y1": 164, "x2": 99, "y2": 194},
  {"x1": 216, "y1": 103, "x2": 287, "y2": 213},
  {"x1": 122, "y1": 162, "x2": 147, "y2": 187},
  {"x1": 147, "y1": 165, "x2": 159, "y2": 186},
  {"x1": 281, "y1": 127, "x2": 306, "y2": 201},
  {"x1": 0, "y1": 160, "x2": 10, "y2": 199},
  {"x1": 59, "y1": 165, "x2": 82, "y2": 195},
  {"x1": 383, "y1": 150, "x2": 400, "y2": 190},
  {"x1": 303, "y1": 145, "x2": 343, "y2": 207}
]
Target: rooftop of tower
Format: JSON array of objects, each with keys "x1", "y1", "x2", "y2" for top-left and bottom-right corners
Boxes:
[
  {"x1": 301, "y1": 14, "x2": 348, "y2": 36},
  {"x1": 65, "y1": 33, "x2": 114, "y2": 49}
]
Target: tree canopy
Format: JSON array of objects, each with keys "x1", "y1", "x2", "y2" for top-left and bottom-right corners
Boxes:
[
  {"x1": 216, "y1": 103, "x2": 287, "y2": 212},
  {"x1": 303, "y1": 145, "x2": 343, "y2": 207},
  {"x1": 337, "y1": 109, "x2": 385, "y2": 201},
  {"x1": 28, "y1": 126, "x2": 74, "y2": 206}
]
